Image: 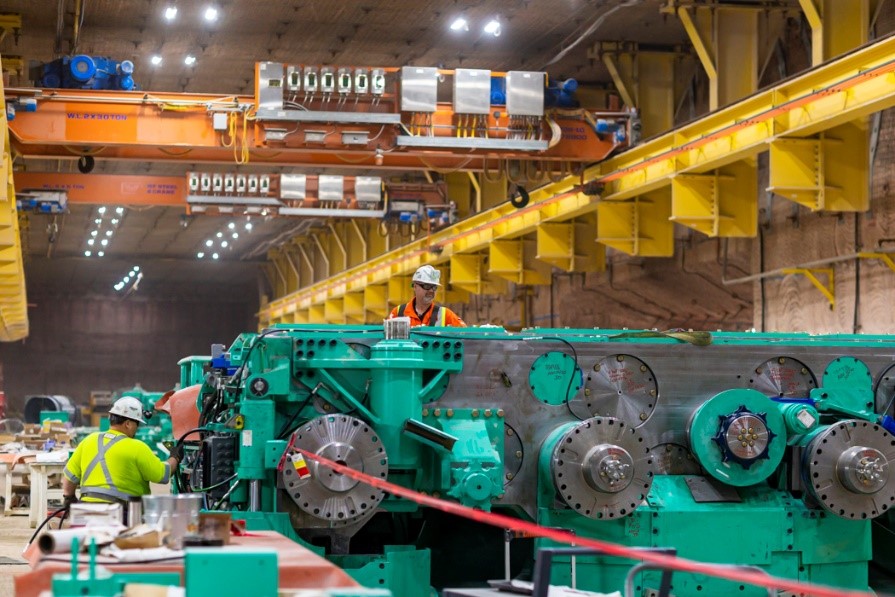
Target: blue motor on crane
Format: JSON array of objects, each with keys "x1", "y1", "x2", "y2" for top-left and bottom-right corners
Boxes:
[
  {"x1": 544, "y1": 78, "x2": 579, "y2": 108},
  {"x1": 32, "y1": 55, "x2": 137, "y2": 90}
]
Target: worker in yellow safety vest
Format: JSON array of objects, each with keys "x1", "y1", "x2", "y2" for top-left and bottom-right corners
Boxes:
[{"x1": 62, "y1": 397, "x2": 182, "y2": 512}]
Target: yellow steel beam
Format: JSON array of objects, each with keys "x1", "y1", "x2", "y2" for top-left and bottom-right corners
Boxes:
[
  {"x1": 0, "y1": 54, "x2": 28, "y2": 341},
  {"x1": 677, "y1": 6, "x2": 718, "y2": 110},
  {"x1": 596, "y1": 191, "x2": 674, "y2": 257},
  {"x1": 798, "y1": 0, "x2": 824, "y2": 65},
  {"x1": 258, "y1": 32, "x2": 895, "y2": 327},
  {"x1": 536, "y1": 214, "x2": 605, "y2": 273},
  {"x1": 595, "y1": 32, "x2": 895, "y2": 201}
]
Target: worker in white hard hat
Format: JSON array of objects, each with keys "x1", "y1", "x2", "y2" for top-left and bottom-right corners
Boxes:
[
  {"x1": 389, "y1": 265, "x2": 466, "y2": 327},
  {"x1": 62, "y1": 396, "x2": 182, "y2": 518}
]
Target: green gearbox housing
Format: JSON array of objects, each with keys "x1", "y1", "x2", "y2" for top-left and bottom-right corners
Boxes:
[{"x1": 169, "y1": 326, "x2": 895, "y2": 596}]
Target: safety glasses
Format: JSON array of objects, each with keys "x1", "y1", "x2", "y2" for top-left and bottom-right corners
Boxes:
[{"x1": 415, "y1": 283, "x2": 437, "y2": 291}]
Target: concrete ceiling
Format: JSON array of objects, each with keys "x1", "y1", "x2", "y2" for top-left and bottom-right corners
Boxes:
[{"x1": 0, "y1": 0, "x2": 753, "y2": 302}]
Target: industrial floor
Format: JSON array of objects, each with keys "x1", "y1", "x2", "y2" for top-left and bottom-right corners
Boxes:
[{"x1": 0, "y1": 514, "x2": 38, "y2": 596}]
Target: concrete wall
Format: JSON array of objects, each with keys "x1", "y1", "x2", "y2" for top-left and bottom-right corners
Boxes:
[{"x1": 0, "y1": 293, "x2": 255, "y2": 415}]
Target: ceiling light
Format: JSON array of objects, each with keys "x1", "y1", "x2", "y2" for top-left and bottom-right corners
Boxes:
[
  {"x1": 184, "y1": 55, "x2": 196, "y2": 66},
  {"x1": 111, "y1": 218, "x2": 119, "y2": 225},
  {"x1": 98, "y1": 251, "x2": 105, "y2": 257},
  {"x1": 216, "y1": 232, "x2": 223, "y2": 238},
  {"x1": 114, "y1": 283, "x2": 124, "y2": 291},
  {"x1": 124, "y1": 275, "x2": 131, "y2": 282},
  {"x1": 204, "y1": 6, "x2": 218, "y2": 21},
  {"x1": 231, "y1": 232, "x2": 238, "y2": 239},
  {"x1": 221, "y1": 240, "x2": 228, "y2": 248},
  {"x1": 450, "y1": 17, "x2": 469, "y2": 32},
  {"x1": 245, "y1": 222, "x2": 253, "y2": 231},
  {"x1": 197, "y1": 252, "x2": 205, "y2": 259},
  {"x1": 212, "y1": 252, "x2": 219, "y2": 260},
  {"x1": 133, "y1": 266, "x2": 140, "y2": 272},
  {"x1": 90, "y1": 230, "x2": 98, "y2": 237},
  {"x1": 151, "y1": 55, "x2": 163, "y2": 66},
  {"x1": 228, "y1": 222, "x2": 235, "y2": 230},
  {"x1": 87, "y1": 239, "x2": 95, "y2": 246},
  {"x1": 106, "y1": 230, "x2": 113, "y2": 237},
  {"x1": 484, "y1": 18, "x2": 501, "y2": 37},
  {"x1": 115, "y1": 207, "x2": 125, "y2": 215},
  {"x1": 98, "y1": 206, "x2": 107, "y2": 214},
  {"x1": 164, "y1": 6, "x2": 177, "y2": 21},
  {"x1": 84, "y1": 250, "x2": 91, "y2": 257},
  {"x1": 94, "y1": 218, "x2": 101, "y2": 224},
  {"x1": 205, "y1": 239, "x2": 213, "y2": 247},
  {"x1": 101, "y1": 239, "x2": 109, "y2": 246}
]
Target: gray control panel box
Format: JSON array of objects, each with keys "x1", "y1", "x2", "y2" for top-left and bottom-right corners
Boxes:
[
  {"x1": 400, "y1": 66, "x2": 439, "y2": 113},
  {"x1": 355, "y1": 177, "x2": 383, "y2": 207},
  {"x1": 506, "y1": 71, "x2": 545, "y2": 117},
  {"x1": 257, "y1": 62, "x2": 284, "y2": 110},
  {"x1": 453, "y1": 68, "x2": 491, "y2": 115},
  {"x1": 280, "y1": 174, "x2": 307, "y2": 201},
  {"x1": 319, "y1": 175, "x2": 345, "y2": 202}
]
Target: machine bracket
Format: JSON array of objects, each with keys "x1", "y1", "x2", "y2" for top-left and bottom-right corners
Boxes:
[{"x1": 780, "y1": 267, "x2": 835, "y2": 308}]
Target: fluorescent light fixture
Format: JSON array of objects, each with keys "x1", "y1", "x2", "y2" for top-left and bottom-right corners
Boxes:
[
  {"x1": 450, "y1": 17, "x2": 468, "y2": 31},
  {"x1": 151, "y1": 55, "x2": 163, "y2": 66},
  {"x1": 84, "y1": 250, "x2": 91, "y2": 257},
  {"x1": 164, "y1": 6, "x2": 177, "y2": 20},
  {"x1": 204, "y1": 6, "x2": 218, "y2": 21},
  {"x1": 484, "y1": 18, "x2": 501, "y2": 37}
]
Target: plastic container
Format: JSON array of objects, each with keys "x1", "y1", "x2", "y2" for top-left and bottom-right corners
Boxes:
[{"x1": 142, "y1": 494, "x2": 202, "y2": 549}]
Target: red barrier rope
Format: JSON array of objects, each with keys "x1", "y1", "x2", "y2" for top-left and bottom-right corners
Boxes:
[{"x1": 296, "y1": 448, "x2": 874, "y2": 597}]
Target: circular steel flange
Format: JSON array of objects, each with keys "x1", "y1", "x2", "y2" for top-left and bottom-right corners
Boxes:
[
  {"x1": 747, "y1": 357, "x2": 817, "y2": 398},
  {"x1": 804, "y1": 420, "x2": 895, "y2": 520},
  {"x1": 281, "y1": 414, "x2": 387, "y2": 524},
  {"x1": 551, "y1": 417, "x2": 656, "y2": 520},
  {"x1": 583, "y1": 355, "x2": 658, "y2": 427},
  {"x1": 689, "y1": 389, "x2": 786, "y2": 487}
]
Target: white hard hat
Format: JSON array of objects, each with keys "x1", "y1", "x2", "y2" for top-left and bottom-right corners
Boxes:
[
  {"x1": 412, "y1": 265, "x2": 441, "y2": 287},
  {"x1": 109, "y1": 397, "x2": 146, "y2": 424}
]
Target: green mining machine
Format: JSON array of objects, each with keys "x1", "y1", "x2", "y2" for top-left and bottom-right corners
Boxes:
[
  {"x1": 166, "y1": 325, "x2": 895, "y2": 595},
  {"x1": 78, "y1": 385, "x2": 174, "y2": 458}
]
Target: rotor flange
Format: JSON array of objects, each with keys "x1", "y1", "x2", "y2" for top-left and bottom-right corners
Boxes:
[
  {"x1": 281, "y1": 414, "x2": 387, "y2": 525},
  {"x1": 804, "y1": 420, "x2": 895, "y2": 520},
  {"x1": 550, "y1": 417, "x2": 656, "y2": 520}
]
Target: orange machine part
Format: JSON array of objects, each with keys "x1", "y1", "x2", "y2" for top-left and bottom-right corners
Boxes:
[{"x1": 156, "y1": 384, "x2": 202, "y2": 441}]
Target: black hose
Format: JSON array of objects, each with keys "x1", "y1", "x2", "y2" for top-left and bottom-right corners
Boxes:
[{"x1": 28, "y1": 506, "x2": 68, "y2": 546}]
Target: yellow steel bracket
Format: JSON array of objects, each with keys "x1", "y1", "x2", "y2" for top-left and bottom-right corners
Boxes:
[
  {"x1": 857, "y1": 252, "x2": 895, "y2": 273},
  {"x1": 781, "y1": 267, "x2": 834, "y2": 308},
  {"x1": 0, "y1": 14, "x2": 22, "y2": 45}
]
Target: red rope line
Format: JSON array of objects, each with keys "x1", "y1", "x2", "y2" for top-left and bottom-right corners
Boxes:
[{"x1": 297, "y1": 448, "x2": 873, "y2": 597}]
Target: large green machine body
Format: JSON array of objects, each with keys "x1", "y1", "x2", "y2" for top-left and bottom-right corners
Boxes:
[{"x1": 170, "y1": 326, "x2": 895, "y2": 595}]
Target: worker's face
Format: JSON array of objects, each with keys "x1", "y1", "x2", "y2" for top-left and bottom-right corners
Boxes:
[{"x1": 414, "y1": 282, "x2": 437, "y2": 310}]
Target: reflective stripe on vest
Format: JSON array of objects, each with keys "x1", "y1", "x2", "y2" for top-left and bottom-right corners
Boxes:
[
  {"x1": 81, "y1": 433, "x2": 130, "y2": 499},
  {"x1": 397, "y1": 302, "x2": 443, "y2": 326}
]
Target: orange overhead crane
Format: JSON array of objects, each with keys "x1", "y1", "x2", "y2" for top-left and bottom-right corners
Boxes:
[{"x1": 6, "y1": 63, "x2": 633, "y2": 175}]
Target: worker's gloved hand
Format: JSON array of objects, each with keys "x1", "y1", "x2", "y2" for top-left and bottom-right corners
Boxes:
[
  {"x1": 62, "y1": 494, "x2": 77, "y2": 509},
  {"x1": 169, "y1": 442, "x2": 184, "y2": 462}
]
